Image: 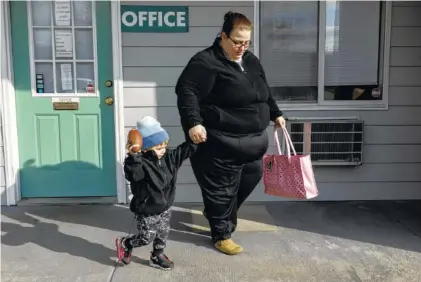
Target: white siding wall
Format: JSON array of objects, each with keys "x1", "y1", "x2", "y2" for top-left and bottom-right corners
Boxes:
[{"x1": 122, "y1": 1, "x2": 421, "y2": 202}]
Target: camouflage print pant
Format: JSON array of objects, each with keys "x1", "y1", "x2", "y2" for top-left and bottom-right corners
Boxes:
[{"x1": 127, "y1": 209, "x2": 172, "y2": 252}]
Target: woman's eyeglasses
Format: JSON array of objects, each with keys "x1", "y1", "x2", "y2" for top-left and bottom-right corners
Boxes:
[{"x1": 228, "y1": 36, "x2": 252, "y2": 48}]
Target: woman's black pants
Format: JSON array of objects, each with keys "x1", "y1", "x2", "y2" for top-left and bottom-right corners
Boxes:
[{"x1": 190, "y1": 130, "x2": 268, "y2": 243}]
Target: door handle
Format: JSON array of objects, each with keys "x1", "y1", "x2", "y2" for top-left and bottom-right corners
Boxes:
[{"x1": 105, "y1": 96, "x2": 113, "y2": 105}]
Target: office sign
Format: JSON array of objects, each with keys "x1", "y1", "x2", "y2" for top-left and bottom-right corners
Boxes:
[{"x1": 121, "y1": 5, "x2": 189, "y2": 33}]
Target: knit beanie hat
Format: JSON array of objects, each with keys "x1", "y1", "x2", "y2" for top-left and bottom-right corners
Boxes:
[{"x1": 136, "y1": 116, "x2": 169, "y2": 150}]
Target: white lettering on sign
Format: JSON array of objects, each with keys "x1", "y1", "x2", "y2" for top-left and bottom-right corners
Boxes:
[
  {"x1": 122, "y1": 11, "x2": 137, "y2": 27},
  {"x1": 164, "y1": 12, "x2": 175, "y2": 27},
  {"x1": 177, "y1": 12, "x2": 186, "y2": 26},
  {"x1": 149, "y1": 11, "x2": 157, "y2": 26},
  {"x1": 138, "y1": 11, "x2": 148, "y2": 26},
  {"x1": 121, "y1": 11, "x2": 186, "y2": 28}
]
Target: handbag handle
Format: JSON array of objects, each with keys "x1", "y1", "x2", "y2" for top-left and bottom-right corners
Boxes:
[{"x1": 274, "y1": 127, "x2": 297, "y2": 157}]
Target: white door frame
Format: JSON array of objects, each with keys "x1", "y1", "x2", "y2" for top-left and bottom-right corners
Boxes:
[
  {"x1": 111, "y1": 0, "x2": 128, "y2": 204},
  {"x1": 1, "y1": 0, "x2": 20, "y2": 206},
  {"x1": 1, "y1": 0, "x2": 127, "y2": 206}
]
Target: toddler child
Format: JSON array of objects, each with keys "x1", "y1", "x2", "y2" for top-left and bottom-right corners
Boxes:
[{"x1": 115, "y1": 116, "x2": 200, "y2": 270}]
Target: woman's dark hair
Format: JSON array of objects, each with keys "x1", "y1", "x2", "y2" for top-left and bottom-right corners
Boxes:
[{"x1": 221, "y1": 11, "x2": 252, "y2": 36}]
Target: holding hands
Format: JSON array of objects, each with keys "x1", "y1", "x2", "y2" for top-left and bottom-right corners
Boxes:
[
  {"x1": 189, "y1": 124, "x2": 207, "y2": 144},
  {"x1": 188, "y1": 117, "x2": 285, "y2": 145}
]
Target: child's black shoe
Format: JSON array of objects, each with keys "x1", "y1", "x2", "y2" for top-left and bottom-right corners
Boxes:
[{"x1": 149, "y1": 252, "x2": 174, "y2": 271}]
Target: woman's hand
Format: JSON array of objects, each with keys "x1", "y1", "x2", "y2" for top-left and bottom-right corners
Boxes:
[
  {"x1": 275, "y1": 116, "x2": 286, "y2": 128},
  {"x1": 189, "y1": 124, "x2": 207, "y2": 144}
]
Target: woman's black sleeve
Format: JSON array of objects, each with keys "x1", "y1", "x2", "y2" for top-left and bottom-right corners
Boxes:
[
  {"x1": 175, "y1": 56, "x2": 216, "y2": 132},
  {"x1": 258, "y1": 60, "x2": 283, "y2": 121}
]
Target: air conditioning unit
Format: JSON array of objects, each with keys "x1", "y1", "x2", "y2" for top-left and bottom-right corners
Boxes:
[{"x1": 284, "y1": 117, "x2": 364, "y2": 166}]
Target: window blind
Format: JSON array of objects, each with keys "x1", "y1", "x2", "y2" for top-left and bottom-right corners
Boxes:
[
  {"x1": 324, "y1": 1, "x2": 381, "y2": 86},
  {"x1": 259, "y1": 1, "x2": 382, "y2": 87},
  {"x1": 259, "y1": 1, "x2": 319, "y2": 87}
]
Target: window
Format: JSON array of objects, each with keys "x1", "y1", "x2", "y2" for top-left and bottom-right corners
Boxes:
[
  {"x1": 258, "y1": 1, "x2": 390, "y2": 108},
  {"x1": 29, "y1": 1, "x2": 98, "y2": 97}
]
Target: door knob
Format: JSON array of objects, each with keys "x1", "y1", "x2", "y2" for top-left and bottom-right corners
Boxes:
[{"x1": 105, "y1": 96, "x2": 113, "y2": 105}]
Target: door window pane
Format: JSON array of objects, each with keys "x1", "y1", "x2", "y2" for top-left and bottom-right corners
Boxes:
[
  {"x1": 324, "y1": 1, "x2": 382, "y2": 101},
  {"x1": 31, "y1": 1, "x2": 52, "y2": 26},
  {"x1": 75, "y1": 29, "x2": 94, "y2": 60},
  {"x1": 33, "y1": 29, "x2": 53, "y2": 60},
  {"x1": 56, "y1": 63, "x2": 74, "y2": 93},
  {"x1": 260, "y1": 1, "x2": 319, "y2": 102},
  {"x1": 76, "y1": 63, "x2": 95, "y2": 93},
  {"x1": 73, "y1": 1, "x2": 93, "y2": 26},
  {"x1": 35, "y1": 63, "x2": 54, "y2": 93}
]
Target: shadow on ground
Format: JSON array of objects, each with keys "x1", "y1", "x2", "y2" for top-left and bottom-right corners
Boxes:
[
  {"x1": 1, "y1": 204, "x2": 214, "y2": 267},
  {"x1": 1, "y1": 200, "x2": 421, "y2": 267},
  {"x1": 265, "y1": 200, "x2": 421, "y2": 253},
  {"x1": 1, "y1": 212, "x2": 117, "y2": 266}
]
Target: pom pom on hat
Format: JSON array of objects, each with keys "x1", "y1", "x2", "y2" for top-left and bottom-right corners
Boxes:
[{"x1": 136, "y1": 116, "x2": 169, "y2": 150}]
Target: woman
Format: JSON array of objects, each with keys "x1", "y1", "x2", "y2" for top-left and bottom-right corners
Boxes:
[{"x1": 175, "y1": 11, "x2": 285, "y2": 255}]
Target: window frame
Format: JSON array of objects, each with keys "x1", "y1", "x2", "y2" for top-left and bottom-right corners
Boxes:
[
  {"x1": 27, "y1": 0, "x2": 99, "y2": 97},
  {"x1": 253, "y1": 1, "x2": 392, "y2": 111}
]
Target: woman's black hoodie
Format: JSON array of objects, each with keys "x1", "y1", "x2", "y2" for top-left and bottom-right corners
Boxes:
[
  {"x1": 124, "y1": 141, "x2": 197, "y2": 216},
  {"x1": 175, "y1": 38, "x2": 283, "y2": 136}
]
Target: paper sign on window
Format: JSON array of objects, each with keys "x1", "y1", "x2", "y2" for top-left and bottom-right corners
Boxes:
[
  {"x1": 55, "y1": 30, "x2": 73, "y2": 57},
  {"x1": 55, "y1": 1, "x2": 71, "y2": 26},
  {"x1": 60, "y1": 64, "x2": 73, "y2": 91}
]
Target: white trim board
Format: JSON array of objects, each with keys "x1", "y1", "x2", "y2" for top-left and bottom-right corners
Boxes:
[
  {"x1": 1, "y1": 0, "x2": 21, "y2": 206},
  {"x1": 111, "y1": 0, "x2": 127, "y2": 204}
]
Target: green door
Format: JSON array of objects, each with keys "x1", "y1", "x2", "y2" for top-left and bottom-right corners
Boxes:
[{"x1": 10, "y1": 1, "x2": 116, "y2": 198}]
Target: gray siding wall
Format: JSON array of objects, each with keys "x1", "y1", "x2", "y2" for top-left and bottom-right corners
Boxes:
[
  {"x1": 122, "y1": 1, "x2": 421, "y2": 202},
  {"x1": 121, "y1": 1, "x2": 256, "y2": 202}
]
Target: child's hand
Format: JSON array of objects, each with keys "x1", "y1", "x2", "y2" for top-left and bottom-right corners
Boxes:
[
  {"x1": 128, "y1": 144, "x2": 141, "y2": 153},
  {"x1": 189, "y1": 125, "x2": 207, "y2": 144},
  {"x1": 199, "y1": 132, "x2": 207, "y2": 143},
  {"x1": 126, "y1": 141, "x2": 141, "y2": 154},
  {"x1": 197, "y1": 128, "x2": 207, "y2": 143}
]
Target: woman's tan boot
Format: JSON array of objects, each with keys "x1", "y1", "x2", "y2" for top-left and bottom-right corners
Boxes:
[{"x1": 214, "y1": 239, "x2": 243, "y2": 255}]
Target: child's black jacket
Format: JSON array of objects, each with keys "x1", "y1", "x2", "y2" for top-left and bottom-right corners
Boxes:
[{"x1": 124, "y1": 141, "x2": 198, "y2": 216}]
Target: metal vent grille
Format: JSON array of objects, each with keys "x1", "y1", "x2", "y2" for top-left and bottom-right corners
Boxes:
[{"x1": 286, "y1": 119, "x2": 364, "y2": 166}]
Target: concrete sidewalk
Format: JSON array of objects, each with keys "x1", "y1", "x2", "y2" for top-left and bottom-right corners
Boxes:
[{"x1": 1, "y1": 201, "x2": 421, "y2": 282}]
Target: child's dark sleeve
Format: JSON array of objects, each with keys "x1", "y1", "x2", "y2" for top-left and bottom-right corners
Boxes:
[
  {"x1": 168, "y1": 141, "x2": 199, "y2": 169},
  {"x1": 123, "y1": 153, "x2": 145, "y2": 182}
]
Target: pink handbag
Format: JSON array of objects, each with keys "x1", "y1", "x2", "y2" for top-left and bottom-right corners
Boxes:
[{"x1": 263, "y1": 127, "x2": 319, "y2": 199}]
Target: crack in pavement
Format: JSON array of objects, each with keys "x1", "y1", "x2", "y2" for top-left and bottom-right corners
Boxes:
[
  {"x1": 396, "y1": 219, "x2": 421, "y2": 238},
  {"x1": 107, "y1": 260, "x2": 119, "y2": 282}
]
